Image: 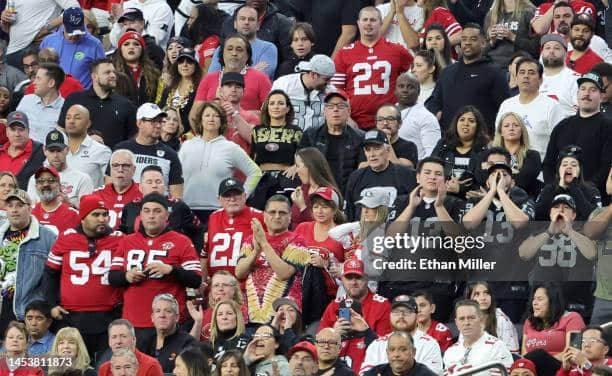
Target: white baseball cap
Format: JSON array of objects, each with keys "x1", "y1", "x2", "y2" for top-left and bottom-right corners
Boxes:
[{"x1": 136, "y1": 103, "x2": 167, "y2": 120}]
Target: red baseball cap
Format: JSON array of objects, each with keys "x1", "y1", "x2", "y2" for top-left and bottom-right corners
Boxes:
[
  {"x1": 324, "y1": 89, "x2": 350, "y2": 104},
  {"x1": 35, "y1": 166, "x2": 60, "y2": 179},
  {"x1": 510, "y1": 359, "x2": 536, "y2": 375},
  {"x1": 79, "y1": 194, "x2": 108, "y2": 220},
  {"x1": 310, "y1": 187, "x2": 340, "y2": 207},
  {"x1": 288, "y1": 341, "x2": 317, "y2": 362},
  {"x1": 342, "y1": 258, "x2": 364, "y2": 277}
]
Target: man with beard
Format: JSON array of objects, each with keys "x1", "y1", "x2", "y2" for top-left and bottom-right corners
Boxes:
[
  {"x1": 43, "y1": 194, "x2": 124, "y2": 359},
  {"x1": 360, "y1": 295, "x2": 442, "y2": 374},
  {"x1": 426, "y1": 23, "x2": 509, "y2": 133},
  {"x1": 318, "y1": 259, "x2": 392, "y2": 373},
  {"x1": 58, "y1": 59, "x2": 138, "y2": 149},
  {"x1": 357, "y1": 104, "x2": 418, "y2": 169},
  {"x1": 496, "y1": 57, "x2": 567, "y2": 161},
  {"x1": 315, "y1": 328, "x2": 355, "y2": 376},
  {"x1": 590, "y1": 62, "x2": 612, "y2": 114},
  {"x1": 31, "y1": 166, "x2": 80, "y2": 234},
  {"x1": 567, "y1": 14, "x2": 604, "y2": 74},
  {"x1": 395, "y1": 73, "x2": 440, "y2": 160},
  {"x1": 27, "y1": 130, "x2": 94, "y2": 209},
  {"x1": 64, "y1": 105, "x2": 112, "y2": 188},
  {"x1": 543, "y1": 72, "x2": 612, "y2": 193},
  {"x1": 272, "y1": 54, "x2": 337, "y2": 131},
  {"x1": 363, "y1": 332, "x2": 437, "y2": 376},
  {"x1": 540, "y1": 34, "x2": 580, "y2": 115},
  {"x1": 209, "y1": 5, "x2": 277, "y2": 79}
]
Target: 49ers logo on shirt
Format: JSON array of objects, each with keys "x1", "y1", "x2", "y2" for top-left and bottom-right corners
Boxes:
[{"x1": 126, "y1": 249, "x2": 169, "y2": 276}]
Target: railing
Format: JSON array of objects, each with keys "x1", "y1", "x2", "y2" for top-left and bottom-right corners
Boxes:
[{"x1": 452, "y1": 361, "x2": 509, "y2": 376}]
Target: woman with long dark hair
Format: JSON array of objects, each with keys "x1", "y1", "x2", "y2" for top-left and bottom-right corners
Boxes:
[
  {"x1": 466, "y1": 281, "x2": 519, "y2": 352},
  {"x1": 431, "y1": 106, "x2": 489, "y2": 199},
  {"x1": 160, "y1": 107, "x2": 184, "y2": 151},
  {"x1": 421, "y1": 24, "x2": 454, "y2": 68},
  {"x1": 277, "y1": 22, "x2": 316, "y2": 78},
  {"x1": 157, "y1": 36, "x2": 192, "y2": 103},
  {"x1": 418, "y1": 0, "x2": 462, "y2": 46},
  {"x1": 159, "y1": 48, "x2": 202, "y2": 128},
  {"x1": 112, "y1": 31, "x2": 160, "y2": 105},
  {"x1": 182, "y1": 3, "x2": 227, "y2": 73},
  {"x1": 412, "y1": 50, "x2": 441, "y2": 104},
  {"x1": 290, "y1": 147, "x2": 341, "y2": 225},
  {"x1": 173, "y1": 347, "x2": 211, "y2": 376},
  {"x1": 214, "y1": 349, "x2": 249, "y2": 376},
  {"x1": 244, "y1": 324, "x2": 290, "y2": 375},
  {"x1": 250, "y1": 89, "x2": 302, "y2": 210}
]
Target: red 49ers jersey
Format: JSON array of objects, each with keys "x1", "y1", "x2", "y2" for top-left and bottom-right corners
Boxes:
[
  {"x1": 204, "y1": 207, "x2": 263, "y2": 277},
  {"x1": 32, "y1": 203, "x2": 80, "y2": 234},
  {"x1": 94, "y1": 183, "x2": 142, "y2": 230},
  {"x1": 421, "y1": 7, "x2": 462, "y2": 40},
  {"x1": 111, "y1": 230, "x2": 202, "y2": 328},
  {"x1": 332, "y1": 39, "x2": 413, "y2": 129},
  {"x1": 46, "y1": 229, "x2": 124, "y2": 311}
]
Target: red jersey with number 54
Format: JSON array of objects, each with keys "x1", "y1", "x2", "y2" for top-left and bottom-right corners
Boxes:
[
  {"x1": 46, "y1": 229, "x2": 124, "y2": 311},
  {"x1": 94, "y1": 183, "x2": 142, "y2": 230},
  {"x1": 204, "y1": 207, "x2": 263, "y2": 277},
  {"x1": 332, "y1": 39, "x2": 413, "y2": 129},
  {"x1": 111, "y1": 230, "x2": 202, "y2": 328}
]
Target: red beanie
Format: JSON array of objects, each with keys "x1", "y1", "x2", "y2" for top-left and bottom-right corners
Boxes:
[
  {"x1": 79, "y1": 194, "x2": 108, "y2": 220},
  {"x1": 118, "y1": 31, "x2": 145, "y2": 49}
]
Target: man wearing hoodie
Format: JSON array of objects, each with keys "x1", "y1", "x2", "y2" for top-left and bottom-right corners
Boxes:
[{"x1": 426, "y1": 23, "x2": 509, "y2": 133}]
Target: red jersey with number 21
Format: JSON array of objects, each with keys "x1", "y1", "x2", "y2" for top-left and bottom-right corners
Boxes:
[
  {"x1": 332, "y1": 39, "x2": 413, "y2": 129},
  {"x1": 205, "y1": 207, "x2": 264, "y2": 277},
  {"x1": 46, "y1": 229, "x2": 124, "y2": 311}
]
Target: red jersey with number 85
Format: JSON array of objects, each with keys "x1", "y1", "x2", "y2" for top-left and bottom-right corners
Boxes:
[
  {"x1": 111, "y1": 230, "x2": 202, "y2": 328},
  {"x1": 332, "y1": 39, "x2": 413, "y2": 129},
  {"x1": 46, "y1": 229, "x2": 124, "y2": 311},
  {"x1": 204, "y1": 207, "x2": 263, "y2": 277}
]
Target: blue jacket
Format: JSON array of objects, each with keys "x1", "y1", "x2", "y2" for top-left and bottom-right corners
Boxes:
[
  {"x1": 40, "y1": 29, "x2": 105, "y2": 89},
  {"x1": 0, "y1": 216, "x2": 57, "y2": 320}
]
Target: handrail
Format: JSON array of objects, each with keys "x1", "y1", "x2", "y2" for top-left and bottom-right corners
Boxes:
[{"x1": 452, "y1": 361, "x2": 509, "y2": 376}]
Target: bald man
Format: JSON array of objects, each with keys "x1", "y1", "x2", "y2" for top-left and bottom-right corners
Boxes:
[
  {"x1": 315, "y1": 328, "x2": 354, "y2": 376},
  {"x1": 64, "y1": 104, "x2": 111, "y2": 188}
]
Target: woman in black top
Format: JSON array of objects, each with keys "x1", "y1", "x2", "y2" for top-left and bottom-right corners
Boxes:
[
  {"x1": 250, "y1": 89, "x2": 303, "y2": 209},
  {"x1": 160, "y1": 107, "x2": 184, "y2": 151},
  {"x1": 432, "y1": 105, "x2": 489, "y2": 199},
  {"x1": 535, "y1": 145, "x2": 602, "y2": 221},
  {"x1": 158, "y1": 48, "x2": 202, "y2": 130},
  {"x1": 491, "y1": 111, "x2": 542, "y2": 196}
]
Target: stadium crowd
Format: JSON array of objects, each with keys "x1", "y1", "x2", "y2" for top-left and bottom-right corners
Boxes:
[{"x1": 0, "y1": 0, "x2": 608, "y2": 375}]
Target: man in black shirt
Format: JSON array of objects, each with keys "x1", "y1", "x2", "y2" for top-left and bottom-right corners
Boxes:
[
  {"x1": 58, "y1": 59, "x2": 137, "y2": 149},
  {"x1": 303, "y1": 0, "x2": 360, "y2": 57},
  {"x1": 344, "y1": 129, "x2": 417, "y2": 222},
  {"x1": 299, "y1": 91, "x2": 364, "y2": 191},
  {"x1": 111, "y1": 103, "x2": 184, "y2": 199},
  {"x1": 358, "y1": 104, "x2": 418, "y2": 169},
  {"x1": 543, "y1": 72, "x2": 612, "y2": 196}
]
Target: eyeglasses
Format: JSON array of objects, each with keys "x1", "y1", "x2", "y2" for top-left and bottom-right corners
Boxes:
[
  {"x1": 265, "y1": 210, "x2": 289, "y2": 216},
  {"x1": 111, "y1": 163, "x2": 133, "y2": 170},
  {"x1": 324, "y1": 103, "x2": 348, "y2": 110},
  {"x1": 253, "y1": 333, "x2": 273, "y2": 340},
  {"x1": 315, "y1": 340, "x2": 339, "y2": 347},
  {"x1": 582, "y1": 338, "x2": 606, "y2": 345},
  {"x1": 375, "y1": 116, "x2": 399, "y2": 123},
  {"x1": 23, "y1": 62, "x2": 38, "y2": 70},
  {"x1": 390, "y1": 309, "x2": 415, "y2": 317},
  {"x1": 35, "y1": 178, "x2": 58, "y2": 184}
]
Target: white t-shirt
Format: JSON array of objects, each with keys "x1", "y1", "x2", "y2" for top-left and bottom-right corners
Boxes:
[
  {"x1": 540, "y1": 67, "x2": 580, "y2": 116},
  {"x1": 377, "y1": 2, "x2": 424, "y2": 50},
  {"x1": 495, "y1": 93, "x2": 568, "y2": 161},
  {"x1": 360, "y1": 329, "x2": 443, "y2": 375},
  {"x1": 443, "y1": 332, "x2": 513, "y2": 375},
  {"x1": 398, "y1": 103, "x2": 441, "y2": 159},
  {"x1": 458, "y1": 309, "x2": 520, "y2": 353},
  {"x1": 27, "y1": 167, "x2": 94, "y2": 209}
]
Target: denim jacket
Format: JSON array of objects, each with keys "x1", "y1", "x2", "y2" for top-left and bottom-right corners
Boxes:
[{"x1": 0, "y1": 216, "x2": 56, "y2": 320}]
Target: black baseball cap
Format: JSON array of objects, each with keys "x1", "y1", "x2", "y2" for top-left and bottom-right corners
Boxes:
[
  {"x1": 391, "y1": 295, "x2": 418, "y2": 312},
  {"x1": 487, "y1": 161, "x2": 513, "y2": 176},
  {"x1": 141, "y1": 192, "x2": 169, "y2": 210},
  {"x1": 177, "y1": 48, "x2": 198, "y2": 64},
  {"x1": 363, "y1": 129, "x2": 389, "y2": 146},
  {"x1": 45, "y1": 130, "x2": 67, "y2": 150},
  {"x1": 221, "y1": 72, "x2": 244, "y2": 87},
  {"x1": 558, "y1": 145, "x2": 583, "y2": 162},
  {"x1": 118, "y1": 8, "x2": 144, "y2": 23},
  {"x1": 218, "y1": 178, "x2": 244, "y2": 196},
  {"x1": 577, "y1": 72, "x2": 605, "y2": 92},
  {"x1": 571, "y1": 12, "x2": 595, "y2": 31},
  {"x1": 551, "y1": 194, "x2": 576, "y2": 210}
]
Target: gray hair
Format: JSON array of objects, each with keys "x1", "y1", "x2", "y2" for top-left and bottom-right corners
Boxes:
[
  {"x1": 108, "y1": 319, "x2": 136, "y2": 338},
  {"x1": 152, "y1": 293, "x2": 179, "y2": 316},
  {"x1": 111, "y1": 149, "x2": 136, "y2": 165},
  {"x1": 388, "y1": 331, "x2": 414, "y2": 349},
  {"x1": 111, "y1": 347, "x2": 139, "y2": 367}
]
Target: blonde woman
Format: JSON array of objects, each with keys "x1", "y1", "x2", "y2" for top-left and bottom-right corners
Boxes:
[
  {"x1": 492, "y1": 112, "x2": 542, "y2": 196},
  {"x1": 483, "y1": 0, "x2": 537, "y2": 68},
  {"x1": 209, "y1": 300, "x2": 249, "y2": 357},
  {"x1": 48, "y1": 327, "x2": 95, "y2": 376}
]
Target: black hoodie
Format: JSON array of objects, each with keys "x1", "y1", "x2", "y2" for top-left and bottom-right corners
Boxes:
[{"x1": 426, "y1": 56, "x2": 510, "y2": 133}]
